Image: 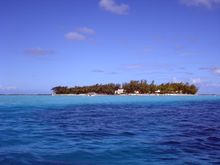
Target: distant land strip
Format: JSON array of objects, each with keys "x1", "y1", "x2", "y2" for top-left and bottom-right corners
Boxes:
[{"x1": 52, "y1": 80, "x2": 198, "y2": 95}]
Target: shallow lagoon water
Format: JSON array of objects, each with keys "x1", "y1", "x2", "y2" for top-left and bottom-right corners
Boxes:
[{"x1": 0, "y1": 95, "x2": 220, "y2": 164}]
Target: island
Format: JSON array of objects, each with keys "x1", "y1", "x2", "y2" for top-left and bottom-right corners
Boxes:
[{"x1": 51, "y1": 80, "x2": 198, "y2": 96}]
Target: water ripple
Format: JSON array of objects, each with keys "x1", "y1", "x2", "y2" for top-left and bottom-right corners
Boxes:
[{"x1": 0, "y1": 96, "x2": 220, "y2": 164}]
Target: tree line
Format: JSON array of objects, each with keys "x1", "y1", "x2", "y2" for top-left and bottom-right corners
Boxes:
[{"x1": 52, "y1": 80, "x2": 198, "y2": 95}]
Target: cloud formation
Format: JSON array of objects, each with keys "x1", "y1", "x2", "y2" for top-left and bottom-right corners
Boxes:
[
  {"x1": 203, "y1": 82, "x2": 220, "y2": 87},
  {"x1": 189, "y1": 78, "x2": 220, "y2": 89},
  {"x1": 92, "y1": 69, "x2": 105, "y2": 73},
  {"x1": 107, "y1": 71, "x2": 118, "y2": 75},
  {"x1": 99, "y1": 0, "x2": 129, "y2": 15},
  {"x1": 65, "y1": 32, "x2": 86, "y2": 41},
  {"x1": 65, "y1": 27, "x2": 95, "y2": 41},
  {"x1": 25, "y1": 48, "x2": 54, "y2": 56},
  {"x1": 191, "y1": 78, "x2": 202, "y2": 84},
  {"x1": 91, "y1": 69, "x2": 119, "y2": 75},
  {"x1": 0, "y1": 85, "x2": 17, "y2": 90},
  {"x1": 199, "y1": 66, "x2": 220, "y2": 75},
  {"x1": 181, "y1": 0, "x2": 220, "y2": 8},
  {"x1": 212, "y1": 67, "x2": 220, "y2": 75},
  {"x1": 77, "y1": 27, "x2": 96, "y2": 35}
]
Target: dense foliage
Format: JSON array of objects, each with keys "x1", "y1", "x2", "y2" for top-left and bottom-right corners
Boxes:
[
  {"x1": 52, "y1": 80, "x2": 198, "y2": 95},
  {"x1": 52, "y1": 83, "x2": 120, "y2": 95},
  {"x1": 122, "y1": 80, "x2": 198, "y2": 94}
]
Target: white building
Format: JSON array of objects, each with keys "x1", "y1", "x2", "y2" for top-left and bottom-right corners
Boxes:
[
  {"x1": 115, "y1": 88, "x2": 124, "y2": 95},
  {"x1": 155, "y1": 90, "x2": 160, "y2": 94},
  {"x1": 134, "y1": 90, "x2": 140, "y2": 94}
]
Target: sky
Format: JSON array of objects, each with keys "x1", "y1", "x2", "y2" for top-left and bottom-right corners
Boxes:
[{"x1": 0, "y1": 0, "x2": 220, "y2": 94}]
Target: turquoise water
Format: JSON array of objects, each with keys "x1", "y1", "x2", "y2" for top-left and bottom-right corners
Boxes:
[{"x1": 0, "y1": 95, "x2": 220, "y2": 164}]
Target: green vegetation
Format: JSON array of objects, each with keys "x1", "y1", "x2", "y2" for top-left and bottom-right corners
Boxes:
[
  {"x1": 52, "y1": 80, "x2": 198, "y2": 95},
  {"x1": 52, "y1": 83, "x2": 120, "y2": 95},
  {"x1": 122, "y1": 80, "x2": 198, "y2": 94}
]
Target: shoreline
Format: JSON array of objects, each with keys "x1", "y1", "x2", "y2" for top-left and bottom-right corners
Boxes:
[
  {"x1": 52, "y1": 93, "x2": 196, "y2": 96},
  {"x1": 0, "y1": 94, "x2": 219, "y2": 96}
]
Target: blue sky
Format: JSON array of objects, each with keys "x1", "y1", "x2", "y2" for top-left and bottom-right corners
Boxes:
[{"x1": 0, "y1": 0, "x2": 220, "y2": 94}]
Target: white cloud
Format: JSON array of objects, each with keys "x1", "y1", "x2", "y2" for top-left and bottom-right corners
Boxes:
[
  {"x1": 91, "y1": 69, "x2": 119, "y2": 75},
  {"x1": 77, "y1": 27, "x2": 95, "y2": 35},
  {"x1": 203, "y1": 82, "x2": 220, "y2": 87},
  {"x1": 92, "y1": 69, "x2": 105, "y2": 73},
  {"x1": 200, "y1": 66, "x2": 220, "y2": 75},
  {"x1": 65, "y1": 27, "x2": 96, "y2": 41},
  {"x1": 212, "y1": 67, "x2": 220, "y2": 75},
  {"x1": 0, "y1": 85, "x2": 17, "y2": 90},
  {"x1": 65, "y1": 32, "x2": 86, "y2": 41},
  {"x1": 25, "y1": 48, "x2": 54, "y2": 56},
  {"x1": 181, "y1": 0, "x2": 220, "y2": 8},
  {"x1": 99, "y1": 0, "x2": 129, "y2": 15},
  {"x1": 107, "y1": 71, "x2": 118, "y2": 75},
  {"x1": 191, "y1": 78, "x2": 202, "y2": 84}
]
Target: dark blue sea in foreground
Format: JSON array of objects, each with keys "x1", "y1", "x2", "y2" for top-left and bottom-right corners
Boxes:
[{"x1": 0, "y1": 96, "x2": 220, "y2": 165}]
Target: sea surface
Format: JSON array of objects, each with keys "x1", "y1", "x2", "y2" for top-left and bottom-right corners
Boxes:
[{"x1": 0, "y1": 95, "x2": 220, "y2": 165}]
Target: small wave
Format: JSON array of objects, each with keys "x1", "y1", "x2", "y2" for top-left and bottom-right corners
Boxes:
[
  {"x1": 207, "y1": 136, "x2": 220, "y2": 142},
  {"x1": 159, "y1": 140, "x2": 181, "y2": 145},
  {"x1": 120, "y1": 132, "x2": 136, "y2": 136}
]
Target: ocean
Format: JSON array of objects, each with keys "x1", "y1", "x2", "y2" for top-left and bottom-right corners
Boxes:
[{"x1": 0, "y1": 95, "x2": 220, "y2": 165}]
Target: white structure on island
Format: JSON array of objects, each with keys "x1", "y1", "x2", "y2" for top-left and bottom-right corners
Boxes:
[
  {"x1": 134, "y1": 90, "x2": 139, "y2": 94},
  {"x1": 87, "y1": 92, "x2": 96, "y2": 96},
  {"x1": 115, "y1": 88, "x2": 124, "y2": 95},
  {"x1": 155, "y1": 90, "x2": 160, "y2": 94}
]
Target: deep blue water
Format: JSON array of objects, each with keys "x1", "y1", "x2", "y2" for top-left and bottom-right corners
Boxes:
[{"x1": 0, "y1": 96, "x2": 220, "y2": 165}]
